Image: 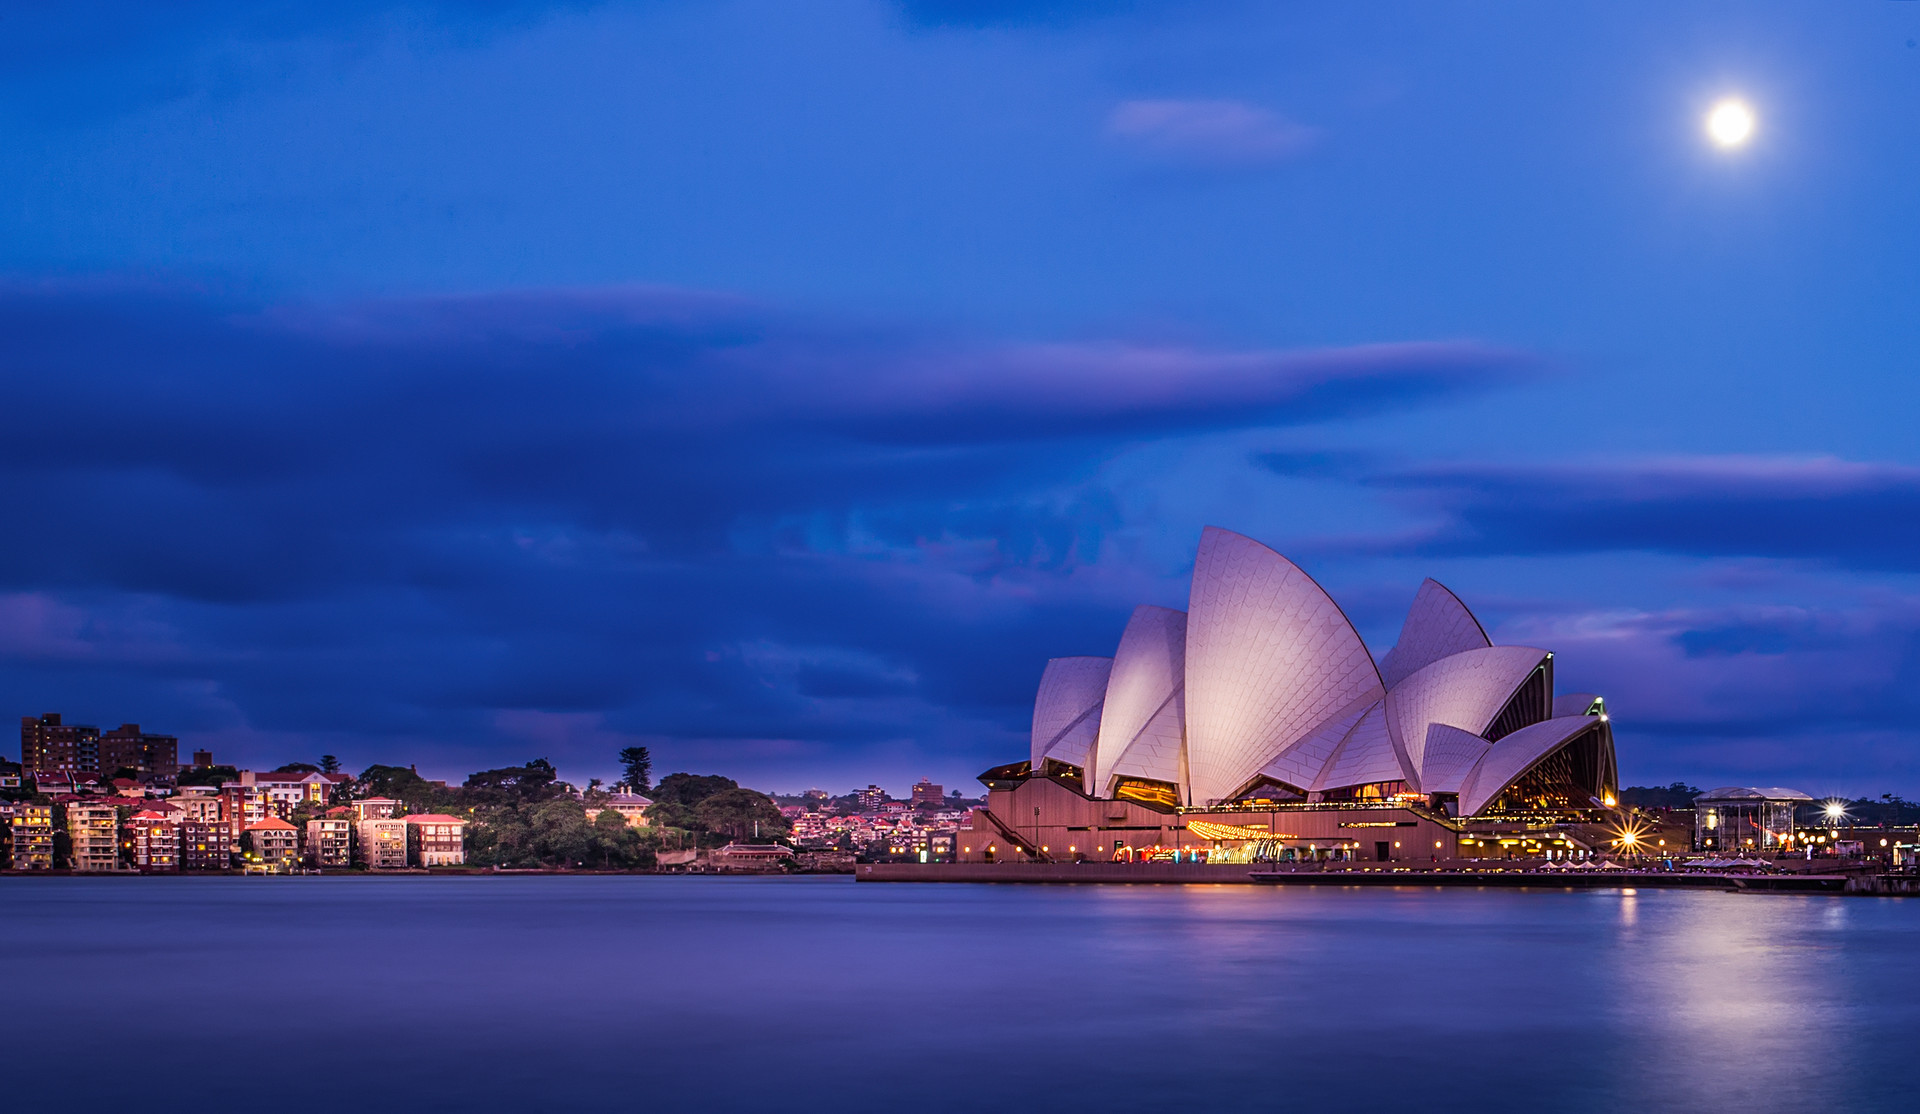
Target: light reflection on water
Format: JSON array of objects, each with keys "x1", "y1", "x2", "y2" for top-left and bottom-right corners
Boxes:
[{"x1": 3, "y1": 877, "x2": 1916, "y2": 1113}]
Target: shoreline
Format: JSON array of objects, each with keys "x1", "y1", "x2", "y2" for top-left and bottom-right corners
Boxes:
[{"x1": 856, "y1": 860, "x2": 1916, "y2": 894}]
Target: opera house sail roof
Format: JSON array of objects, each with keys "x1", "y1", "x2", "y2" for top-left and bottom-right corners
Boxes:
[{"x1": 1012, "y1": 526, "x2": 1619, "y2": 821}]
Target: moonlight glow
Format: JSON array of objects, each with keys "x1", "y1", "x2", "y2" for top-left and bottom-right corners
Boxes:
[{"x1": 1707, "y1": 99, "x2": 1756, "y2": 147}]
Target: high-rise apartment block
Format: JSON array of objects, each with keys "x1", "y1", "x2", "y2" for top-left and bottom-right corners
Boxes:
[
  {"x1": 856, "y1": 784, "x2": 886, "y2": 810},
  {"x1": 67, "y1": 802, "x2": 121, "y2": 872},
  {"x1": 220, "y1": 784, "x2": 269, "y2": 840},
  {"x1": 130, "y1": 809, "x2": 181, "y2": 872},
  {"x1": 180, "y1": 820, "x2": 232, "y2": 871},
  {"x1": 21, "y1": 713, "x2": 100, "y2": 777},
  {"x1": 99, "y1": 724, "x2": 180, "y2": 780},
  {"x1": 910, "y1": 778, "x2": 945, "y2": 804},
  {"x1": 356, "y1": 817, "x2": 409, "y2": 870},
  {"x1": 305, "y1": 817, "x2": 353, "y2": 868},
  {"x1": 8, "y1": 804, "x2": 55, "y2": 870}
]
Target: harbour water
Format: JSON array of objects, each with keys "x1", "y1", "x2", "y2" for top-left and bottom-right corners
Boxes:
[{"x1": 4, "y1": 876, "x2": 1916, "y2": 1113}]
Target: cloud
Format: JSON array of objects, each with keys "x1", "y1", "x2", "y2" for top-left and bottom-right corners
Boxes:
[
  {"x1": 1107, "y1": 98, "x2": 1317, "y2": 166},
  {"x1": 1494, "y1": 599, "x2": 1920, "y2": 794},
  {"x1": 0, "y1": 281, "x2": 1516, "y2": 782},
  {"x1": 1338, "y1": 455, "x2": 1920, "y2": 571}
]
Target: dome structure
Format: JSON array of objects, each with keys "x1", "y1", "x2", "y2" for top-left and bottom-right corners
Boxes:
[{"x1": 1002, "y1": 527, "x2": 1618, "y2": 821}]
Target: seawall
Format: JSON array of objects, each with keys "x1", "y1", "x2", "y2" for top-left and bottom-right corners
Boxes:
[
  {"x1": 857, "y1": 861, "x2": 1872, "y2": 893},
  {"x1": 858, "y1": 861, "x2": 1257, "y2": 883}
]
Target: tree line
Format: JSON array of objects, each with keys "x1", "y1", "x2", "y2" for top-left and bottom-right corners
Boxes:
[{"x1": 350, "y1": 755, "x2": 789, "y2": 869}]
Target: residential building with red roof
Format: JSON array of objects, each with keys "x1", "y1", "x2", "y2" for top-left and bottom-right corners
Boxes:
[
  {"x1": 404, "y1": 814, "x2": 467, "y2": 866},
  {"x1": 243, "y1": 817, "x2": 299, "y2": 873},
  {"x1": 130, "y1": 809, "x2": 181, "y2": 872},
  {"x1": 170, "y1": 787, "x2": 233, "y2": 870},
  {"x1": 219, "y1": 783, "x2": 269, "y2": 840}
]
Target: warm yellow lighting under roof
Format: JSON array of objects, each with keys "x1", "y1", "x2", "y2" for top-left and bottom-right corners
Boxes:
[{"x1": 1186, "y1": 819, "x2": 1272, "y2": 842}]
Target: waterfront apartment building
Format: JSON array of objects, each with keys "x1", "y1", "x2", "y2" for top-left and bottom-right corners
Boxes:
[
  {"x1": 305, "y1": 817, "x2": 353, "y2": 868},
  {"x1": 67, "y1": 802, "x2": 122, "y2": 872},
  {"x1": 130, "y1": 809, "x2": 181, "y2": 872},
  {"x1": 171, "y1": 788, "x2": 224, "y2": 829},
  {"x1": 231, "y1": 769, "x2": 346, "y2": 813},
  {"x1": 98, "y1": 724, "x2": 180, "y2": 781},
  {"x1": 9, "y1": 804, "x2": 54, "y2": 870},
  {"x1": 357, "y1": 817, "x2": 409, "y2": 870},
  {"x1": 21, "y1": 713, "x2": 100, "y2": 777},
  {"x1": 219, "y1": 784, "x2": 269, "y2": 840},
  {"x1": 180, "y1": 820, "x2": 232, "y2": 871},
  {"x1": 243, "y1": 818, "x2": 300, "y2": 873},
  {"x1": 404, "y1": 814, "x2": 467, "y2": 866},
  {"x1": 354, "y1": 797, "x2": 399, "y2": 821}
]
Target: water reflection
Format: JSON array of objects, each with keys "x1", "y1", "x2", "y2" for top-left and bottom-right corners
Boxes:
[{"x1": 0, "y1": 878, "x2": 1914, "y2": 1114}]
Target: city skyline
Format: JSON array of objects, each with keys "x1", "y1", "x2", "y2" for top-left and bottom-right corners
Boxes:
[{"x1": 3, "y1": 4, "x2": 1920, "y2": 794}]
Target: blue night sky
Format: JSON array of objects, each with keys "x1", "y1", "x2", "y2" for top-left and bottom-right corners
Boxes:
[{"x1": 3, "y1": 2, "x2": 1919, "y2": 795}]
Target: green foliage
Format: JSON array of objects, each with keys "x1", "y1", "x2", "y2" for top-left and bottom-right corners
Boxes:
[
  {"x1": 1839, "y1": 794, "x2": 1920, "y2": 826},
  {"x1": 636, "y1": 774, "x2": 787, "y2": 846},
  {"x1": 320, "y1": 755, "x2": 341, "y2": 774},
  {"x1": 529, "y1": 798, "x2": 595, "y2": 866},
  {"x1": 1619, "y1": 783, "x2": 1701, "y2": 809},
  {"x1": 694, "y1": 787, "x2": 791, "y2": 843},
  {"x1": 465, "y1": 796, "x2": 654, "y2": 869},
  {"x1": 108, "y1": 766, "x2": 141, "y2": 782},
  {"x1": 360, "y1": 764, "x2": 462, "y2": 814},
  {"x1": 279, "y1": 762, "x2": 321, "y2": 774},
  {"x1": 617, "y1": 745, "x2": 653, "y2": 793},
  {"x1": 176, "y1": 765, "x2": 239, "y2": 788},
  {"x1": 645, "y1": 772, "x2": 737, "y2": 831},
  {"x1": 51, "y1": 803, "x2": 70, "y2": 869},
  {"x1": 461, "y1": 760, "x2": 565, "y2": 810}
]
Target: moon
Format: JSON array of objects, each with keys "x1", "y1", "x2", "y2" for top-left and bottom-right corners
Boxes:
[{"x1": 1706, "y1": 99, "x2": 1755, "y2": 148}]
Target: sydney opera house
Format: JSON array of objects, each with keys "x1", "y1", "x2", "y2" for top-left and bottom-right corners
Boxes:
[{"x1": 960, "y1": 527, "x2": 1620, "y2": 864}]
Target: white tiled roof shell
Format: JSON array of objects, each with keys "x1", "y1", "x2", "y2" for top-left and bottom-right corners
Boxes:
[
  {"x1": 1458, "y1": 715, "x2": 1605, "y2": 816},
  {"x1": 1379, "y1": 579, "x2": 1491, "y2": 689},
  {"x1": 1310, "y1": 701, "x2": 1406, "y2": 791},
  {"x1": 1252, "y1": 698, "x2": 1373, "y2": 794},
  {"x1": 1029, "y1": 656, "x2": 1112, "y2": 772},
  {"x1": 1418, "y1": 724, "x2": 1493, "y2": 794},
  {"x1": 1092, "y1": 606, "x2": 1188, "y2": 797},
  {"x1": 1183, "y1": 527, "x2": 1385, "y2": 806},
  {"x1": 1384, "y1": 645, "x2": 1549, "y2": 792},
  {"x1": 1552, "y1": 693, "x2": 1602, "y2": 718},
  {"x1": 1107, "y1": 689, "x2": 1187, "y2": 794}
]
